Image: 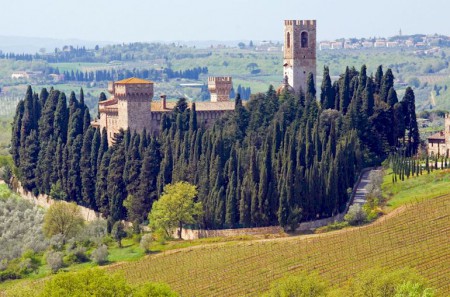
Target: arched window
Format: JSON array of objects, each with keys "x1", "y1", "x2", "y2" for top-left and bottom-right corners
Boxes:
[
  {"x1": 287, "y1": 32, "x2": 291, "y2": 48},
  {"x1": 301, "y1": 31, "x2": 308, "y2": 48}
]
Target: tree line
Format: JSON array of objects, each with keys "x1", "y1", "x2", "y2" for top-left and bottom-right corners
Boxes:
[
  {"x1": 10, "y1": 64, "x2": 419, "y2": 231},
  {"x1": 60, "y1": 66, "x2": 208, "y2": 82}
]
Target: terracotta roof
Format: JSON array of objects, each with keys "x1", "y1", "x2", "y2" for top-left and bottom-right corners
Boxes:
[
  {"x1": 115, "y1": 77, "x2": 154, "y2": 84},
  {"x1": 98, "y1": 97, "x2": 118, "y2": 106},
  {"x1": 428, "y1": 131, "x2": 445, "y2": 140},
  {"x1": 150, "y1": 101, "x2": 235, "y2": 112}
]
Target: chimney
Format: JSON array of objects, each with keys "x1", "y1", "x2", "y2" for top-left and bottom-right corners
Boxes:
[{"x1": 160, "y1": 94, "x2": 167, "y2": 109}]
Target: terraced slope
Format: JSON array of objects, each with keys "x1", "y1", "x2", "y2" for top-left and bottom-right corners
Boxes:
[{"x1": 108, "y1": 195, "x2": 450, "y2": 296}]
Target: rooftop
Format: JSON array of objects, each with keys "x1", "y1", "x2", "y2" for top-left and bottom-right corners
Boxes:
[
  {"x1": 115, "y1": 77, "x2": 154, "y2": 84},
  {"x1": 428, "y1": 131, "x2": 445, "y2": 140}
]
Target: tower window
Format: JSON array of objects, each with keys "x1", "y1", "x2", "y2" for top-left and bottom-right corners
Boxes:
[
  {"x1": 287, "y1": 32, "x2": 291, "y2": 48},
  {"x1": 301, "y1": 31, "x2": 308, "y2": 48}
]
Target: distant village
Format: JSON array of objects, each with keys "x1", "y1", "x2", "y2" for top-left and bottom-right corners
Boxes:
[{"x1": 318, "y1": 32, "x2": 450, "y2": 52}]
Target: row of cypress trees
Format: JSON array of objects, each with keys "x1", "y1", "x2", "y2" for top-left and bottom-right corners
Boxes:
[{"x1": 11, "y1": 64, "x2": 419, "y2": 230}]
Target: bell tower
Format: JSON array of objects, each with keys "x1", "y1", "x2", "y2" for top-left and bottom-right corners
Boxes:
[{"x1": 283, "y1": 20, "x2": 316, "y2": 94}]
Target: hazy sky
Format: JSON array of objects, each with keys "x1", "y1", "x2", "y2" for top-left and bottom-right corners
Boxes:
[{"x1": 1, "y1": 0, "x2": 448, "y2": 43}]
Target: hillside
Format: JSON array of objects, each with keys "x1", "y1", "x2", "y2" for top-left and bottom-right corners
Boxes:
[{"x1": 104, "y1": 194, "x2": 449, "y2": 296}]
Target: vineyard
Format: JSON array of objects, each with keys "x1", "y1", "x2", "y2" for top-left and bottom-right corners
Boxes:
[{"x1": 105, "y1": 195, "x2": 450, "y2": 296}]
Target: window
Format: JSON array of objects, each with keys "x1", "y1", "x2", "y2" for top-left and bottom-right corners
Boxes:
[
  {"x1": 301, "y1": 31, "x2": 308, "y2": 48},
  {"x1": 287, "y1": 32, "x2": 291, "y2": 48}
]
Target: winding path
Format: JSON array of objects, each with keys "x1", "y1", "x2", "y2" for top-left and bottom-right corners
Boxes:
[{"x1": 352, "y1": 169, "x2": 371, "y2": 206}]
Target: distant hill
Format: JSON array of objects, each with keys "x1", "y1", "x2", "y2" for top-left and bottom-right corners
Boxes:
[{"x1": 0, "y1": 35, "x2": 113, "y2": 54}]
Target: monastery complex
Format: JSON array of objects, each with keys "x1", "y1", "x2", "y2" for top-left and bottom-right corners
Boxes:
[{"x1": 93, "y1": 20, "x2": 317, "y2": 144}]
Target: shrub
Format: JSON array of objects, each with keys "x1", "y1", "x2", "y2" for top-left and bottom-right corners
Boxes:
[
  {"x1": 39, "y1": 268, "x2": 132, "y2": 297},
  {"x1": 0, "y1": 270, "x2": 20, "y2": 281},
  {"x1": 133, "y1": 282, "x2": 179, "y2": 297},
  {"x1": 45, "y1": 250, "x2": 64, "y2": 273},
  {"x1": 262, "y1": 272, "x2": 328, "y2": 297},
  {"x1": 343, "y1": 267, "x2": 427, "y2": 297},
  {"x1": 344, "y1": 204, "x2": 367, "y2": 226},
  {"x1": 91, "y1": 244, "x2": 108, "y2": 265},
  {"x1": 76, "y1": 219, "x2": 107, "y2": 247},
  {"x1": 140, "y1": 233, "x2": 153, "y2": 253}
]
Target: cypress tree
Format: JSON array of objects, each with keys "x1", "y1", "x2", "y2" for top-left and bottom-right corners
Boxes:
[
  {"x1": 320, "y1": 66, "x2": 335, "y2": 110},
  {"x1": 53, "y1": 92, "x2": 68, "y2": 144},
  {"x1": 374, "y1": 65, "x2": 383, "y2": 93},
  {"x1": 380, "y1": 68, "x2": 395, "y2": 103},
  {"x1": 38, "y1": 89, "x2": 60, "y2": 143},
  {"x1": 387, "y1": 87, "x2": 398, "y2": 107},
  {"x1": 11, "y1": 100, "x2": 25, "y2": 166},
  {"x1": 339, "y1": 67, "x2": 351, "y2": 114},
  {"x1": 107, "y1": 131, "x2": 128, "y2": 222},
  {"x1": 96, "y1": 150, "x2": 111, "y2": 216},
  {"x1": 67, "y1": 134, "x2": 83, "y2": 203},
  {"x1": 80, "y1": 128, "x2": 96, "y2": 208},
  {"x1": 20, "y1": 130, "x2": 39, "y2": 193}
]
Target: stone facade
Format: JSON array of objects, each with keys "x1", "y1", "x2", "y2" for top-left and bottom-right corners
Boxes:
[
  {"x1": 208, "y1": 76, "x2": 232, "y2": 102},
  {"x1": 427, "y1": 113, "x2": 450, "y2": 156},
  {"x1": 92, "y1": 77, "x2": 235, "y2": 144},
  {"x1": 282, "y1": 20, "x2": 317, "y2": 95}
]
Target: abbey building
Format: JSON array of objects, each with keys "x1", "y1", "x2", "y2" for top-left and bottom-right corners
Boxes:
[{"x1": 93, "y1": 20, "x2": 317, "y2": 144}]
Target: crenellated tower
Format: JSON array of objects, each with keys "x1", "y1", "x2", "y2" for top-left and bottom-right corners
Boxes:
[
  {"x1": 110, "y1": 77, "x2": 153, "y2": 136},
  {"x1": 208, "y1": 76, "x2": 232, "y2": 102},
  {"x1": 283, "y1": 20, "x2": 317, "y2": 94}
]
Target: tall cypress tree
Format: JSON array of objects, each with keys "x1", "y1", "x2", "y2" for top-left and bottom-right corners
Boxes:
[
  {"x1": 320, "y1": 66, "x2": 334, "y2": 110},
  {"x1": 339, "y1": 67, "x2": 351, "y2": 114},
  {"x1": 96, "y1": 150, "x2": 111, "y2": 216},
  {"x1": 374, "y1": 65, "x2": 383, "y2": 94},
  {"x1": 380, "y1": 68, "x2": 394, "y2": 103},
  {"x1": 107, "y1": 131, "x2": 128, "y2": 222},
  {"x1": 80, "y1": 128, "x2": 96, "y2": 208},
  {"x1": 11, "y1": 100, "x2": 25, "y2": 166}
]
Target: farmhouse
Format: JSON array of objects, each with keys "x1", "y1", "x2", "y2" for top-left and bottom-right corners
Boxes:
[{"x1": 427, "y1": 114, "x2": 450, "y2": 156}]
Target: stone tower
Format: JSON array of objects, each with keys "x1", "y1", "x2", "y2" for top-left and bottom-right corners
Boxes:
[
  {"x1": 208, "y1": 77, "x2": 232, "y2": 102},
  {"x1": 110, "y1": 77, "x2": 154, "y2": 134},
  {"x1": 283, "y1": 20, "x2": 317, "y2": 94}
]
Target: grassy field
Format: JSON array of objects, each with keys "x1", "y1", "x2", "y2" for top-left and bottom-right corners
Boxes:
[{"x1": 382, "y1": 168, "x2": 450, "y2": 209}]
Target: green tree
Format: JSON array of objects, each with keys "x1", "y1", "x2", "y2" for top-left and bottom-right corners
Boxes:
[
  {"x1": 111, "y1": 221, "x2": 127, "y2": 247},
  {"x1": 148, "y1": 181, "x2": 202, "y2": 239},
  {"x1": 39, "y1": 268, "x2": 131, "y2": 297},
  {"x1": 43, "y1": 201, "x2": 84, "y2": 242}
]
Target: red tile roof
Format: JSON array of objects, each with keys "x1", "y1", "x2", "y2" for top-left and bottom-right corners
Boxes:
[{"x1": 115, "y1": 77, "x2": 154, "y2": 84}]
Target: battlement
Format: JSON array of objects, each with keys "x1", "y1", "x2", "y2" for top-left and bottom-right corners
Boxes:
[
  {"x1": 208, "y1": 76, "x2": 232, "y2": 102},
  {"x1": 284, "y1": 20, "x2": 316, "y2": 29},
  {"x1": 208, "y1": 76, "x2": 232, "y2": 82}
]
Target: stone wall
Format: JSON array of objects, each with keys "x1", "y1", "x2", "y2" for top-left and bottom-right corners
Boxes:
[
  {"x1": 173, "y1": 167, "x2": 372, "y2": 240},
  {"x1": 13, "y1": 180, "x2": 100, "y2": 222}
]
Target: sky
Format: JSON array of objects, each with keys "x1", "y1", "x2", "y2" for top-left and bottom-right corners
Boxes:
[{"x1": 0, "y1": 0, "x2": 448, "y2": 43}]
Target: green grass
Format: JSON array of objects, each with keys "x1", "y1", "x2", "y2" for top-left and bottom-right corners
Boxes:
[{"x1": 382, "y1": 168, "x2": 450, "y2": 209}]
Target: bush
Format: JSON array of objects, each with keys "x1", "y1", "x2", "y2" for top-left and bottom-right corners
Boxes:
[
  {"x1": 39, "y1": 268, "x2": 132, "y2": 297},
  {"x1": 76, "y1": 219, "x2": 107, "y2": 247},
  {"x1": 344, "y1": 204, "x2": 367, "y2": 226},
  {"x1": 0, "y1": 269, "x2": 21, "y2": 281},
  {"x1": 342, "y1": 267, "x2": 430, "y2": 297},
  {"x1": 315, "y1": 221, "x2": 349, "y2": 233},
  {"x1": 133, "y1": 282, "x2": 179, "y2": 297},
  {"x1": 45, "y1": 250, "x2": 64, "y2": 273},
  {"x1": 91, "y1": 244, "x2": 108, "y2": 265},
  {"x1": 262, "y1": 272, "x2": 328, "y2": 297},
  {"x1": 140, "y1": 233, "x2": 153, "y2": 253}
]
